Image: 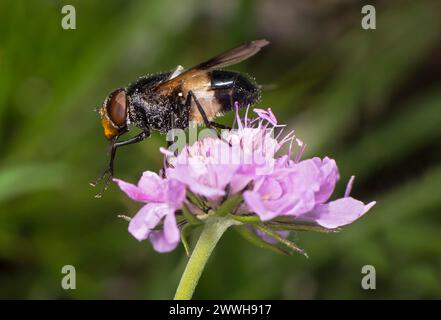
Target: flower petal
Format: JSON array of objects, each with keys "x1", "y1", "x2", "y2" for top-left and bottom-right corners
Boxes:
[
  {"x1": 137, "y1": 171, "x2": 165, "y2": 200},
  {"x1": 300, "y1": 197, "x2": 376, "y2": 229},
  {"x1": 128, "y1": 203, "x2": 169, "y2": 241},
  {"x1": 113, "y1": 178, "x2": 151, "y2": 203},
  {"x1": 128, "y1": 202, "x2": 181, "y2": 252},
  {"x1": 163, "y1": 211, "x2": 180, "y2": 244},
  {"x1": 167, "y1": 164, "x2": 227, "y2": 199},
  {"x1": 244, "y1": 190, "x2": 279, "y2": 221},
  {"x1": 166, "y1": 179, "x2": 186, "y2": 208},
  {"x1": 149, "y1": 230, "x2": 180, "y2": 253},
  {"x1": 229, "y1": 174, "x2": 253, "y2": 194},
  {"x1": 114, "y1": 172, "x2": 169, "y2": 203},
  {"x1": 313, "y1": 157, "x2": 340, "y2": 204}
]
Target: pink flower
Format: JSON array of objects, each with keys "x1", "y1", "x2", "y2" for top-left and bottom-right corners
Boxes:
[
  {"x1": 166, "y1": 138, "x2": 238, "y2": 200},
  {"x1": 113, "y1": 104, "x2": 375, "y2": 254},
  {"x1": 243, "y1": 158, "x2": 321, "y2": 221},
  {"x1": 243, "y1": 156, "x2": 375, "y2": 228},
  {"x1": 114, "y1": 172, "x2": 185, "y2": 252},
  {"x1": 165, "y1": 105, "x2": 282, "y2": 200}
]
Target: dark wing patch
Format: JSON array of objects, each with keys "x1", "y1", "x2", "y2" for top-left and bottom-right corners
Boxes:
[
  {"x1": 156, "y1": 39, "x2": 269, "y2": 94},
  {"x1": 193, "y1": 39, "x2": 269, "y2": 71}
]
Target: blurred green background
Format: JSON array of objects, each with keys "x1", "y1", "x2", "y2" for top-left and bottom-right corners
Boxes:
[{"x1": 1, "y1": 0, "x2": 441, "y2": 299}]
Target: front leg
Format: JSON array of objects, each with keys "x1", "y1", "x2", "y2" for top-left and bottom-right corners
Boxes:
[
  {"x1": 91, "y1": 128, "x2": 150, "y2": 198},
  {"x1": 114, "y1": 129, "x2": 150, "y2": 149},
  {"x1": 111, "y1": 129, "x2": 150, "y2": 176}
]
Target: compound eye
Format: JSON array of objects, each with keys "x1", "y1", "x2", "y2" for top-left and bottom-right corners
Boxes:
[{"x1": 106, "y1": 89, "x2": 127, "y2": 127}]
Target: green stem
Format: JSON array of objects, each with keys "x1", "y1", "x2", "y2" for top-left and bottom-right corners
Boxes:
[{"x1": 174, "y1": 216, "x2": 238, "y2": 300}]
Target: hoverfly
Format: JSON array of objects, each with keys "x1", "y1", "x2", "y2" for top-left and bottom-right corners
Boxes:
[{"x1": 92, "y1": 39, "x2": 269, "y2": 197}]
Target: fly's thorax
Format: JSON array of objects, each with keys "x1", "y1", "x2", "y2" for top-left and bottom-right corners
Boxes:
[{"x1": 127, "y1": 90, "x2": 178, "y2": 133}]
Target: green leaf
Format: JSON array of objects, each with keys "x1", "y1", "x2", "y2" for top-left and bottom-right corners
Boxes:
[
  {"x1": 186, "y1": 191, "x2": 208, "y2": 211},
  {"x1": 231, "y1": 214, "x2": 261, "y2": 224},
  {"x1": 180, "y1": 223, "x2": 197, "y2": 257},
  {"x1": 233, "y1": 226, "x2": 291, "y2": 256},
  {"x1": 181, "y1": 204, "x2": 201, "y2": 225},
  {"x1": 255, "y1": 223, "x2": 308, "y2": 258},
  {"x1": 0, "y1": 163, "x2": 67, "y2": 204},
  {"x1": 231, "y1": 214, "x2": 337, "y2": 234},
  {"x1": 217, "y1": 194, "x2": 243, "y2": 217},
  {"x1": 268, "y1": 221, "x2": 340, "y2": 234}
]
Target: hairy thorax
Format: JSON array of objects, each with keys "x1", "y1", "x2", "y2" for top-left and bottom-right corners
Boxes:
[{"x1": 128, "y1": 90, "x2": 189, "y2": 134}]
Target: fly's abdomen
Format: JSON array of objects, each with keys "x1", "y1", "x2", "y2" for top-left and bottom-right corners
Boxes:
[{"x1": 210, "y1": 70, "x2": 260, "y2": 112}]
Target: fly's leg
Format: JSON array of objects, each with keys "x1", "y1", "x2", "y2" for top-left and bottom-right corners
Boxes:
[
  {"x1": 187, "y1": 90, "x2": 213, "y2": 129},
  {"x1": 89, "y1": 139, "x2": 117, "y2": 189},
  {"x1": 187, "y1": 91, "x2": 233, "y2": 141},
  {"x1": 162, "y1": 113, "x2": 177, "y2": 178},
  {"x1": 91, "y1": 128, "x2": 150, "y2": 198},
  {"x1": 209, "y1": 122, "x2": 231, "y2": 130}
]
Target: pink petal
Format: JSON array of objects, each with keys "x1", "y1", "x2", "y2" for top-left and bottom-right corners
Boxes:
[
  {"x1": 128, "y1": 203, "x2": 173, "y2": 241},
  {"x1": 301, "y1": 197, "x2": 376, "y2": 229},
  {"x1": 190, "y1": 183, "x2": 226, "y2": 199},
  {"x1": 243, "y1": 190, "x2": 279, "y2": 221},
  {"x1": 137, "y1": 171, "x2": 165, "y2": 201},
  {"x1": 128, "y1": 203, "x2": 165, "y2": 241},
  {"x1": 259, "y1": 178, "x2": 283, "y2": 200},
  {"x1": 159, "y1": 146, "x2": 174, "y2": 157},
  {"x1": 166, "y1": 179, "x2": 186, "y2": 208},
  {"x1": 345, "y1": 176, "x2": 355, "y2": 198},
  {"x1": 163, "y1": 212, "x2": 180, "y2": 244},
  {"x1": 113, "y1": 178, "x2": 151, "y2": 203},
  {"x1": 229, "y1": 174, "x2": 253, "y2": 194},
  {"x1": 149, "y1": 230, "x2": 180, "y2": 253},
  {"x1": 313, "y1": 157, "x2": 340, "y2": 204}
]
